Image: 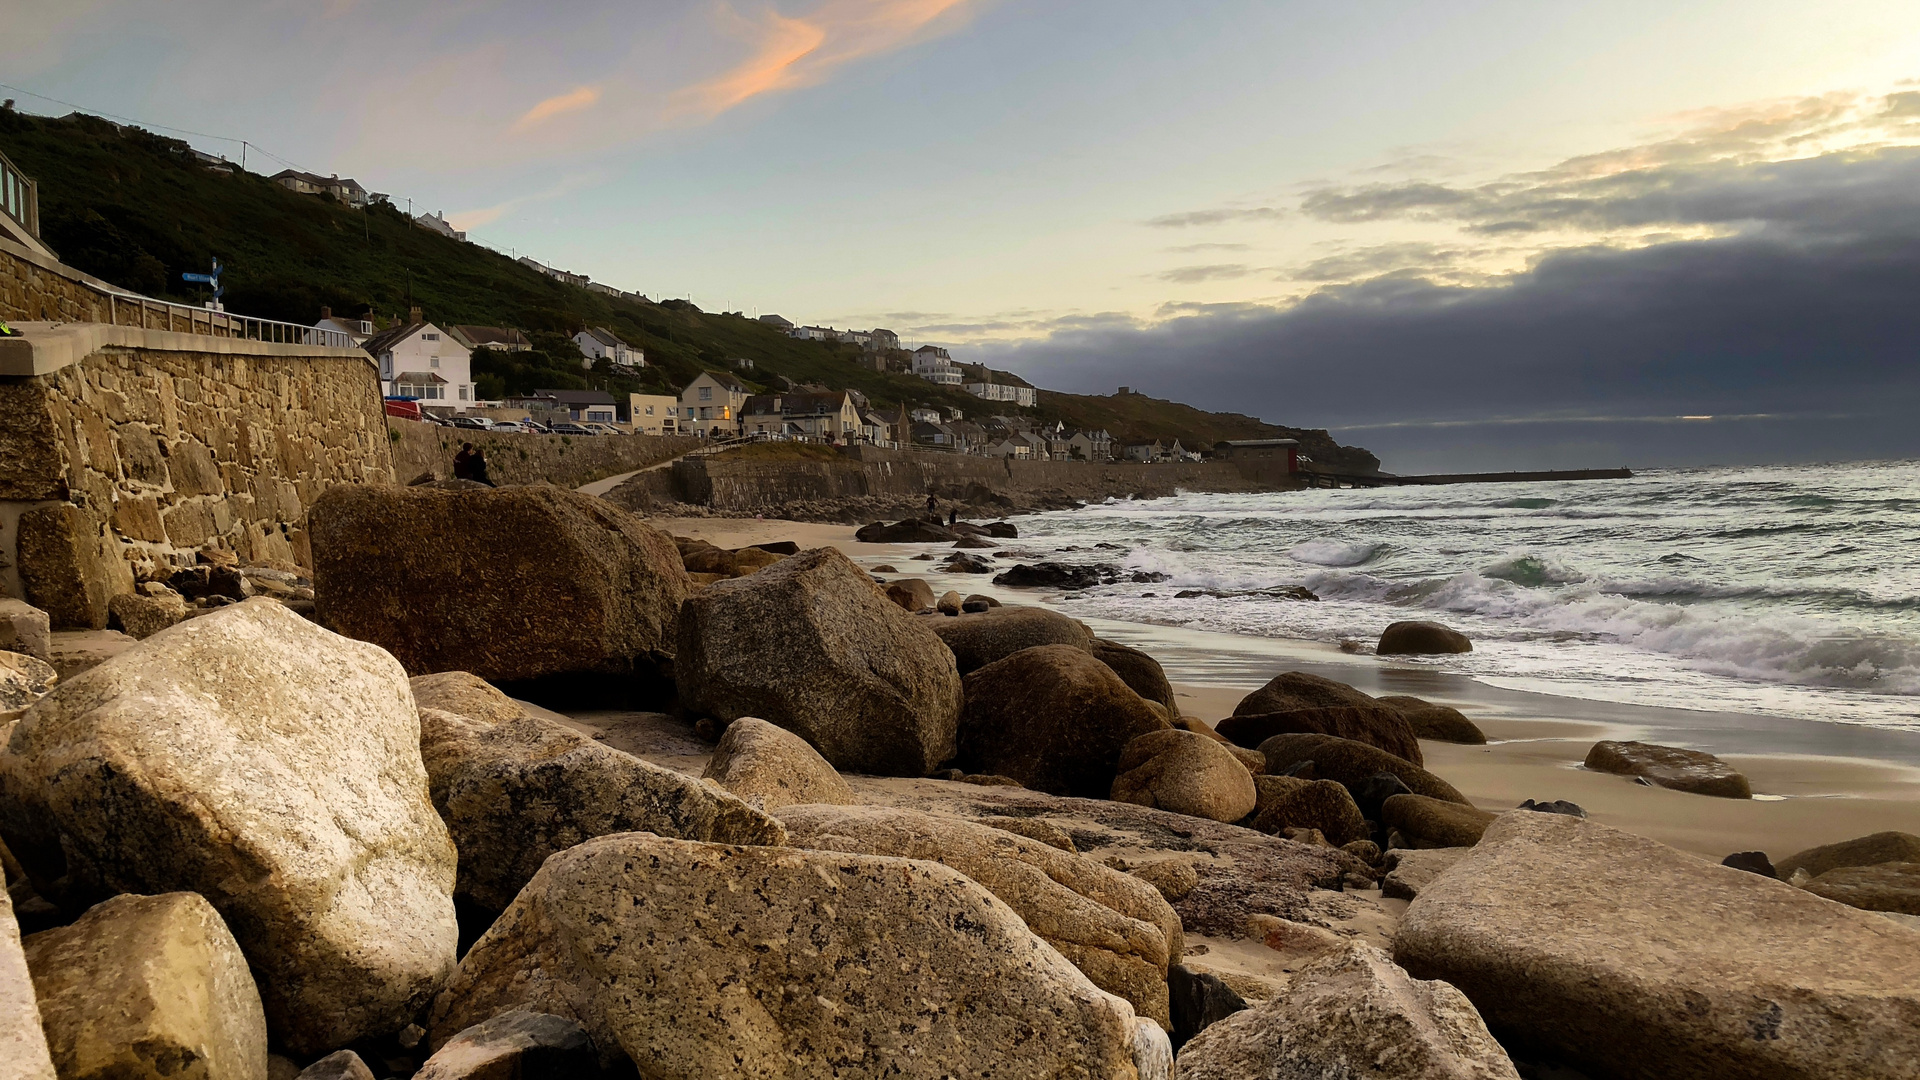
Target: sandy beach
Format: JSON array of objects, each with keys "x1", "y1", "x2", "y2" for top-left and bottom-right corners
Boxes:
[{"x1": 646, "y1": 514, "x2": 1920, "y2": 863}]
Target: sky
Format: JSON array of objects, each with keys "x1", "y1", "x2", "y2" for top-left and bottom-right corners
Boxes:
[{"x1": 9, "y1": 0, "x2": 1920, "y2": 470}]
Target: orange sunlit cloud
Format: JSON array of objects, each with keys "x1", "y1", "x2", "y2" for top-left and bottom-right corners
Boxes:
[
  {"x1": 671, "y1": 0, "x2": 972, "y2": 121},
  {"x1": 512, "y1": 84, "x2": 603, "y2": 132}
]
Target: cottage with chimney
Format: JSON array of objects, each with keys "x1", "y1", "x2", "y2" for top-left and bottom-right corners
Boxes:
[{"x1": 360, "y1": 307, "x2": 475, "y2": 411}]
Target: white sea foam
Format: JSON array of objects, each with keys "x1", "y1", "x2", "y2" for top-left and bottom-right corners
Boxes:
[{"x1": 1005, "y1": 460, "x2": 1920, "y2": 728}]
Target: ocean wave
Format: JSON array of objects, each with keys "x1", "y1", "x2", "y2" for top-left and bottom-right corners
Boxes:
[
  {"x1": 1479, "y1": 554, "x2": 1587, "y2": 586},
  {"x1": 1288, "y1": 539, "x2": 1385, "y2": 567}
]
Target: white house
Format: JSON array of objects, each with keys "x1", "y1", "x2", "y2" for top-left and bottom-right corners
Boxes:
[
  {"x1": 964, "y1": 379, "x2": 1038, "y2": 407},
  {"x1": 909, "y1": 407, "x2": 943, "y2": 424},
  {"x1": 361, "y1": 309, "x2": 475, "y2": 411},
  {"x1": 679, "y1": 371, "x2": 751, "y2": 437},
  {"x1": 414, "y1": 210, "x2": 466, "y2": 240},
  {"x1": 313, "y1": 306, "x2": 373, "y2": 344},
  {"x1": 912, "y1": 345, "x2": 963, "y2": 386},
  {"x1": 574, "y1": 327, "x2": 644, "y2": 369}
]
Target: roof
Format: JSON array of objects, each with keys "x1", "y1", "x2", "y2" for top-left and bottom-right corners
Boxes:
[
  {"x1": 579, "y1": 327, "x2": 626, "y2": 347},
  {"x1": 360, "y1": 321, "x2": 426, "y2": 357},
  {"x1": 390, "y1": 371, "x2": 446, "y2": 384},
  {"x1": 452, "y1": 325, "x2": 530, "y2": 348},
  {"x1": 269, "y1": 169, "x2": 365, "y2": 194},
  {"x1": 743, "y1": 391, "x2": 853, "y2": 416},
  {"x1": 690, "y1": 370, "x2": 749, "y2": 392},
  {"x1": 534, "y1": 389, "x2": 618, "y2": 406}
]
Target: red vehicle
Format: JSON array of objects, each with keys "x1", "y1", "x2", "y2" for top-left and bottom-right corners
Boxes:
[{"x1": 383, "y1": 398, "x2": 423, "y2": 421}]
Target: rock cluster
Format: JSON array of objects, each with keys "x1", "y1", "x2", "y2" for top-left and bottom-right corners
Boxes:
[{"x1": 12, "y1": 483, "x2": 1920, "y2": 1079}]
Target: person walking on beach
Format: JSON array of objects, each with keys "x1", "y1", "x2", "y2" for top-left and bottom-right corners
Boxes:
[
  {"x1": 926, "y1": 493, "x2": 939, "y2": 522},
  {"x1": 948, "y1": 508, "x2": 958, "y2": 527}
]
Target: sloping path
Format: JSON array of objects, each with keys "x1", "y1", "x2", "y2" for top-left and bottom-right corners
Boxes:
[{"x1": 575, "y1": 438, "x2": 745, "y2": 495}]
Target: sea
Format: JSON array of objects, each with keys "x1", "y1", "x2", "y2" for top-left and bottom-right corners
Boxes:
[{"x1": 1002, "y1": 460, "x2": 1920, "y2": 733}]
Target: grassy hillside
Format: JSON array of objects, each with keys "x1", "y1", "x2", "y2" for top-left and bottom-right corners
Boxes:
[{"x1": 0, "y1": 106, "x2": 1376, "y2": 467}]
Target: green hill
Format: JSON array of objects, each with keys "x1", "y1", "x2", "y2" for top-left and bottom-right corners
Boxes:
[{"x1": 0, "y1": 105, "x2": 1375, "y2": 469}]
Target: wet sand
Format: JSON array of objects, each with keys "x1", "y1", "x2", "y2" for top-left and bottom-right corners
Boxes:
[{"x1": 643, "y1": 515, "x2": 1920, "y2": 864}]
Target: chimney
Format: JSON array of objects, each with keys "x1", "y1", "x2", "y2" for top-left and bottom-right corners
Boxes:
[
  {"x1": 409, "y1": 305, "x2": 423, "y2": 325},
  {"x1": 320, "y1": 306, "x2": 332, "y2": 320}
]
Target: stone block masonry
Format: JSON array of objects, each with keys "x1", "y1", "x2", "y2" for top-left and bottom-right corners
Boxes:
[
  {"x1": 0, "y1": 323, "x2": 391, "y2": 614},
  {"x1": 387, "y1": 421, "x2": 706, "y2": 491}
]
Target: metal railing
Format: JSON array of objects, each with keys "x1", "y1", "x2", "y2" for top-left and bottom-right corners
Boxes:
[
  {"x1": 93, "y1": 287, "x2": 358, "y2": 348},
  {"x1": 0, "y1": 149, "x2": 38, "y2": 240}
]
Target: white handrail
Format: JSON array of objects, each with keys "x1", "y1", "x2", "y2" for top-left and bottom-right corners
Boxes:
[{"x1": 95, "y1": 284, "x2": 357, "y2": 348}]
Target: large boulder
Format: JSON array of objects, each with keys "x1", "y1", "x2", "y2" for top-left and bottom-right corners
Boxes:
[
  {"x1": 1583, "y1": 740, "x2": 1751, "y2": 799},
  {"x1": 1232, "y1": 670, "x2": 1382, "y2": 715},
  {"x1": 1778, "y1": 831, "x2": 1920, "y2": 880},
  {"x1": 883, "y1": 578, "x2": 936, "y2": 612},
  {"x1": 22, "y1": 892, "x2": 267, "y2": 1080},
  {"x1": 929, "y1": 605, "x2": 1094, "y2": 674},
  {"x1": 0, "y1": 653, "x2": 56, "y2": 712},
  {"x1": 853, "y1": 519, "x2": 958, "y2": 543},
  {"x1": 1258, "y1": 733, "x2": 1469, "y2": 810},
  {"x1": 0, "y1": 599, "x2": 51, "y2": 662},
  {"x1": 1384, "y1": 794, "x2": 1499, "y2": 849},
  {"x1": 415, "y1": 1010, "x2": 608, "y2": 1080},
  {"x1": 1394, "y1": 811, "x2": 1920, "y2": 1080},
  {"x1": 0, "y1": 600, "x2": 458, "y2": 1054},
  {"x1": 1225, "y1": 672, "x2": 1422, "y2": 762},
  {"x1": 1382, "y1": 848, "x2": 1472, "y2": 901},
  {"x1": 427, "y1": 832, "x2": 1149, "y2": 1079},
  {"x1": 1, "y1": 888, "x2": 55, "y2": 1080},
  {"x1": 1091, "y1": 639, "x2": 1176, "y2": 711},
  {"x1": 777, "y1": 803, "x2": 1181, "y2": 1026},
  {"x1": 958, "y1": 644, "x2": 1171, "y2": 797},
  {"x1": 16, "y1": 504, "x2": 134, "y2": 632},
  {"x1": 1245, "y1": 775, "x2": 1368, "y2": 845},
  {"x1": 1800, "y1": 862, "x2": 1920, "y2": 915},
  {"x1": 1110, "y1": 729, "x2": 1257, "y2": 823},
  {"x1": 677, "y1": 547, "x2": 962, "y2": 776},
  {"x1": 1219, "y1": 706, "x2": 1424, "y2": 766},
  {"x1": 310, "y1": 484, "x2": 690, "y2": 683},
  {"x1": 420, "y1": 709, "x2": 784, "y2": 911},
  {"x1": 410, "y1": 671, "x2": 526, "y2": 726},
  {"x1": 1378, "y1": 620, "x2": 1473, "y2": 655},
  {"x1": 1178, "y1": 943, "x2": 1518, "y2": 1080},
  {"x1": 1379, "y1": 695, "x2": 1488, "y2": 744},
  {"x1": 701, "y1": 716, "x2": 859, "y2": 811}
]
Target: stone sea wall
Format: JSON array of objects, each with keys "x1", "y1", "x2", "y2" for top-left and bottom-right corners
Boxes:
[
  {"x1": 387, "y1": 421, "x2": 706, "y2": 490},
  {"x1": 1, "y1": 329, "x2": 389, "y2": 615},
  {"x1": 655, "y1": 446, "x2": 1298, "y2": 514}
]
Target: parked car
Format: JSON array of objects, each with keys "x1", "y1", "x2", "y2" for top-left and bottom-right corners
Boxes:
[
  {"x1": 488, "y1": 421, "x2": 532, "y2": 433},
  {"x1": 582, "y1": 422, "x2": 623, "y2": 436},
  {"x1": 550, "y1": 422, "x2": 596, "y2": 436},
  {"x1": 448, "y1": 416, "x2": 494, "y2": 430}
]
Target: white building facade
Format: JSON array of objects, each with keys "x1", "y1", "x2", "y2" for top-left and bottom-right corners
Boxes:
[{"x1": 362, "y1": 318, "x2": 475, "y2": 410}]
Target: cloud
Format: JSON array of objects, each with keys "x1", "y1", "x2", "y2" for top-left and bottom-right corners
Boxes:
[
  {"x1": 511, "y1": 85, "x2": 603, "y2": 132},
  {"x1": 1165, "y1": 242, "x2": 1252, "y2": 254},
  {"x1": 670, "y1": 0, "x2": 974, "y2": 122},
  {"x1": 450, "y1": 171, "x2": 606, "y2": 232},
  {"x1": 1159, "y1": 263, "x2": 1253, "y2": 284},
  {"x1": 975, "y1": 137, "x2": 1920, "y2": 471},
  {"x1": 1145, "y1": 206, "x2": 1287, "y2": 228}
]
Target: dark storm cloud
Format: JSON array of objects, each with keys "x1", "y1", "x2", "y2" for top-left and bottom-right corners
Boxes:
[{"x1": 982, "y1": 143, "x2": 1920, "y2": 469}]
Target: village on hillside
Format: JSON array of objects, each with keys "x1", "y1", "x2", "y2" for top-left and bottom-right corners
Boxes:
[{"x1": 336, "y1": 301, "x2": 1239, "y2": 463}]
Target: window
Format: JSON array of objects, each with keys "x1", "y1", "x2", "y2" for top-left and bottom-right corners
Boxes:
[
  {"x1": 459, "y1": 387, "x2": 469, "y2": 400},
  {"x1": 429, "y1": 356, "x2": 439, "y2": 367},
  {"x1": 699, "y1": 386, "x2": 712, "y2": 401},
  {"x1": 423, "y1": 333, "x2": 439, "y2": 341},
  {"x1": 645, "y1": 406, "x2": 655, "y2": 415}
]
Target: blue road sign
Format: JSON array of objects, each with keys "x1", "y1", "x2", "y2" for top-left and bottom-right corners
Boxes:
[{"x1": 182, "y1": 273, "x2": 216, "y2": 284}]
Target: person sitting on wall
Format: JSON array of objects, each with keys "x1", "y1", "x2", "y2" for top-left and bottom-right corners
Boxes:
[{"x1": 452, "y1": 443, "x2": 495, "y2": 486}]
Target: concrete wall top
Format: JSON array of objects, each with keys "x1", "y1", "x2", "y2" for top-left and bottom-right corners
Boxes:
[{"x1": 0, "y1": 321, "x2": 373, "y2": 378}]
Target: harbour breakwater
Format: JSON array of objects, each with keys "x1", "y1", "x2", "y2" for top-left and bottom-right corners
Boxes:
[{"x1": 605, "y1": 444, "x2": 1305, "y2": 521}]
